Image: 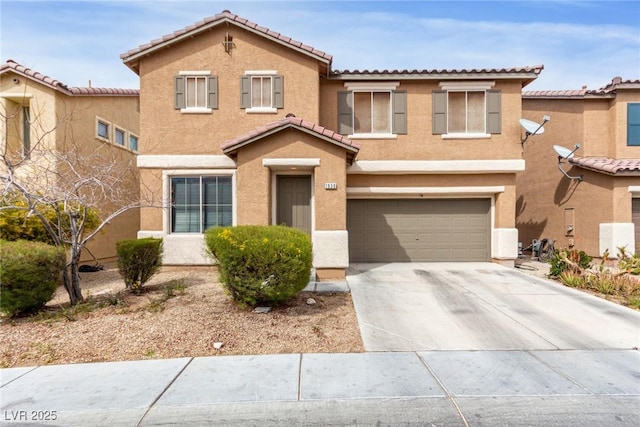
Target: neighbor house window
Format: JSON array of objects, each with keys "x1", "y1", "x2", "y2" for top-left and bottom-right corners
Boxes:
[
  {"x1": 22, "y1": 106, "x2": 30, "y2": 157},
  {"x1": 114, "y1": 128, "x2": 125, "y2": 146},
  {"x1": 97, "y1": 119, "x2": 110, "y2": 140},
  {"x1": 433, "y1": 82, "x2": 501, "y2": 136},
  {"x1": 129, "y1": 134, "x2": 139, "y2": 151},
  {"x1": 174, "y1": 72, "x2": 218, "y2": 112},
  {"x1": 628, "y1": 103, "x2": 640, "y2": 146},
  {"x1": 240, "y1": 72, "x2": 284, "y2": 112},
  {"x1": 337, "y1": 83, "x2": 407, "y2": 137},
  {"x1": 171, "y1": 176, "x2": 232, "y2": 233}
]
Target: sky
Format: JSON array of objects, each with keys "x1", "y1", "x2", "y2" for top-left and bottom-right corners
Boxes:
[{"x1": 1, "y1": 0, "x2": 639, "y2": 91}]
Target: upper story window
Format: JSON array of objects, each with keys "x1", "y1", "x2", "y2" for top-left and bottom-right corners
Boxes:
[
  {"x1": 174, "y1": 71, "x2": 218, "y2": 113},
  {"x1": 22, "y1": 106, "x2": 30, "y2": 158},
  {"x1": 433, "y1": 82, "x2": 501, "y2": 138},
  {"x1": 338, "y1": 82, "x2": 407, "y2": 138},
  {"x1": 114, "y1": 128, "x2": 125, "y2": 146},
  {"x1": 171, "y1": 175, "x2": 232, "y2": 233},
  {"x1": 240, "y1": 71, "x2": 284, "y2": 113},
  {"x1": 129, "y1": 134, "x2": 139, "y2": 152},
  {"x1": 97, "y1": 119, "x2": 110, "y2": 140},
  {"x1": 628, "y1": 103, "x2": 640, "y2": 146}
]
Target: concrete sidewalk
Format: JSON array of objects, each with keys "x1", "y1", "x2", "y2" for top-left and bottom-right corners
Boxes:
[{"x1": 2, "y1": 350, "x2": 639, "y2": 426}]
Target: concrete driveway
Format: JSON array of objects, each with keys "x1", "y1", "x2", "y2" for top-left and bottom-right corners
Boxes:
[{"x1": 347, "y1": 262, "x2": 640, "y2": 351}]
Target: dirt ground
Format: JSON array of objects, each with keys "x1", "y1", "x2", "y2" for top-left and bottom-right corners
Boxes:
[{"x1": 0, "y1": 267, "x2": 364, "y2": 368}]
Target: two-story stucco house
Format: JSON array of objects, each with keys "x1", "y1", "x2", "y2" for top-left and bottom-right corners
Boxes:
[
  {"x1": 0, "y1": 60, "x2": 140, "y2": 263},
  {"x1": 121, "y1": 10, "x2": 543, "y2": 280},
  {"x1": 518, "y1": 78, "x2": 640, "y2": 257}
]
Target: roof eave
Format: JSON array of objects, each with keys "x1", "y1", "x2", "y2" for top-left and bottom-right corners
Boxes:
[{"x1": 328, "y1": 72, "x2": 541, "y2": 83}]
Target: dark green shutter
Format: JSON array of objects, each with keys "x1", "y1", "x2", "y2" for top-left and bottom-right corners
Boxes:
[
  {"x1": 273, "y1": 75, "x2": 284, "y2": 108},
  {"x1": 207, "y1": 76, "x2": 218, "y2": 109},
  {"x1": 338, "y1": 91, "x2": 353, "y2": 135},
  {"x1": 628, "y1": 103, "x2": 640, "y2": 146},
  {"x1": 240, "y1": 76, "x2": 251, "y2": 108},
  {"x1": 486, "y1": 90, "x2": 501, "y2": 134},
  {"x1": 432, "y1": 90, "x2": 447, "y2": 134},
  {"x1": 174, "y1": 76, "x2": 185, "y2": 109},
  {"x1": 392, "y1": 91, "x2": 407, "y2": 135}
]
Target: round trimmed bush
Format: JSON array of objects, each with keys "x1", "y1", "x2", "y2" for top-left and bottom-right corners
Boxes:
[
  {"x1": 205, "y1": 225, "x2": 312, "y2": 307},
  {"x1": 116, "y1": 237, "x2": 163, "y2": 294},
  {"x1": 0, "y1": 240, "x2": 66, "y2": 317}
]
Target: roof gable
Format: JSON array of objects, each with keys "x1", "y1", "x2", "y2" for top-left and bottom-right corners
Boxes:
[
  {"x1": 120, "y1": 10, "x2": 332, "y2": 74},
  {"x1": 221, "y1": 117, "x2": 360, "y2": 164}
]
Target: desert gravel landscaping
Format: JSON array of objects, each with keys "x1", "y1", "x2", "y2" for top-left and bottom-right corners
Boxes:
[{"x1": 0, "y1": 267, "x2": 364, "y2": 368}]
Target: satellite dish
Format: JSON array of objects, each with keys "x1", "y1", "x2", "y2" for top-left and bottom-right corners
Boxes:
[
  {"x1": 520, "y1": 118, "x2": 546, "y2": 135},
  {"x1": 553, "y1": 144, "x2": 575, "y2": 159}
]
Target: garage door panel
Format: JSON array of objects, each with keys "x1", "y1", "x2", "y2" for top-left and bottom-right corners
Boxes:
[{"x1": 348, "y1": 199, "x2": 491, "y2": 262}]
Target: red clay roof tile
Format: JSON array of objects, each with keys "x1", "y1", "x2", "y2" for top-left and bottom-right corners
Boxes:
[{"x1": 569, "y1": 157, "x2": 640, "y2": 176}]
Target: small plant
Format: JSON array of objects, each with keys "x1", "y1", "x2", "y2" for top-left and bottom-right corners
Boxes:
[
  {"x1": 205, "y1": 225, "x2": 312, "y2": 307},
  {"x1": 548, "y1": 248, "x2": 592, "y2": 278},
  {"x1": 116, "y1": 238, "x2": 163, "y2": 294},
  {"x1": 617, "y1": 247, "x2": 640, "y2": 275},
  {"x1": 559, "y1": 271, "x2": 585, "y2": 288},
  {"x1": 0, "y1": 240, "x2": 66, "y2": 317}
]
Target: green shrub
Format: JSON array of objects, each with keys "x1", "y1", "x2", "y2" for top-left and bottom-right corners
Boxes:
[
  {"x1": 548, "y1": 249, "x2": 592, "y2": 278},
  {"x1": 559, "y1": 271, "x2": 586, "y2": 288},
  {"x1": 0, "y1": 240, "x2": 66, "y2": 317},
  {"x1": 205, "y1": 225, "x2": 312, "y2": 307},
  {"x1": 116, "y1": 238, "x2": 163, "y2": 294}
]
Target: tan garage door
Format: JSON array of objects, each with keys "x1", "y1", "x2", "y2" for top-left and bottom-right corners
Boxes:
[
  {"x1": 633, "y1": 199, "x2": 640, "y2": 252},
  {"x1": 347, "y1": 198, "x2": 491, "y2": 262}
]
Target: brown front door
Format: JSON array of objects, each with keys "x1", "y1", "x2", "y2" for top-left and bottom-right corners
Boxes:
[{"x1": 277, "y1": 176, "x2": 311, "y2": 234}]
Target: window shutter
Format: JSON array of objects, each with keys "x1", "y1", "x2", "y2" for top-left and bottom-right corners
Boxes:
[
  {"x1": 486, "y1": 90, "x2": 501, "y2": 134},
  {"x1": 273, "y1": 75, "x2": 284, "y2": 108},
  {"x1": 432, "y1": 90, "x2": 447, "y2": 134},
  {"x1": 207, "y1": 76, "x2": 218, "y2": 109},
  {"x1": 240, "y1": 76, "x2": 251, "y2": 108},
  {"x1": 392, "y1": 91, "x2": 407, "y2": 135},
  {"x1": 628, "y1": 103, "x2": 640, "y2": 146},
  {"x1": 174, "y1": 76, "x2": 185, "y2": 109},
  {"x1": 338, "y1": 91, "x2": 353, "y2": 135}
]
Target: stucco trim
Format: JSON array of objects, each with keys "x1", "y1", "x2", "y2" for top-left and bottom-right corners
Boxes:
[
  {"x1": 348, "y1": 160, "x2": 525, "y2": 174},
  {"x1": 344, "y1": 81, "x2": 400, "y2": 90},
  {"x1": 138, "y1": 231, "x2": 213, "y2": 265},
  {"x1": 628, "y1": 186, "x2": 640, "y2": 195},
  {"x1": 599, "y1": 223, "x2": 635, "y2": 258},
  {"x1": 312, "y1": 230, "x2": 349, "y2": 268},
  {"x1": 137, "y1": 155, "x2": 236, "y2": 169},
  {"x1": 347, "y1": 186, "x2": 505, "y2": 198},
  {"x1": 263, "y1": 158, "x2": 321, "y2": 169},
  {"x1": 492, "y1": 228, "x2": 518, "y2": 260},
  {"x1": 439, "y1": 81, "x2": 495, "y2": 90}
]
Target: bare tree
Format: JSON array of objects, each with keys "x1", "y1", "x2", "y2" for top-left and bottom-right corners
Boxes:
[{"x1": 1, "y1": 97, "x2": 142, "y2": 305}]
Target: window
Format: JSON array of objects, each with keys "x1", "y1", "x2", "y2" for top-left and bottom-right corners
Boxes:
[
  {"x1": 171, "y1": 176, "x2": 232, "y2": 233},
  {"x1": 129, "y1": 134, "x2": 139, "y2": 151},
  {"x1": 337, "y1": 86, "x2": 406, "y2": 136},
  {"x1": 433, "y1": 83, "x2": 501, "y2": 136},
  {"x1": 174, "y1": 72, "x2": 218, "y2": 112},
  {"x1": 22, "y1": 106, "x2": 30, "y2": 157},
  {"x1": 628, "y1": 103, "x2": 640, "y2": 146},
  {"x1": 114, "y1": 128, "x2": 125, "y2": 146},
  {"x1": 97, "y1": 120, "x2": 109, "y2": 140},
  {"x1": 240, "y1": 73, "x2": 284, "y2": 112}
]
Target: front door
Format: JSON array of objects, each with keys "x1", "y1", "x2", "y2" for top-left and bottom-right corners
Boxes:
[{"x1": 277, "y1": 176, "x2": 311, "y2": 234}]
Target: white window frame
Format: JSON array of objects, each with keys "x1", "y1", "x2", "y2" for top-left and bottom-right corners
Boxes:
[
  {"x1": 344, "y1": 81, "x2": 398, "y2": 139},
  {"x1": 439, "y1": 81, "x2": 494, "y2": 139},
  {"x1": 163, "y1": 169, "x2": 237, "y2": 235},
  {"x1": 179, "y1": 70, "x2": 212, "y2": 114},
  {"x1": 96, "y1": 117, "x2": 110, "y2": 141},
  {"x1": 114, "y1": 127, "x2": 126, "y2": 146},
  {"x1": 245, "y1": 70, "x2": 277, "y2": 113}
]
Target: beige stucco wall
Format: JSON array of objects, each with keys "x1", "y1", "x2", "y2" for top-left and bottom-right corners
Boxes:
[
  {"x1": 235, "y1": 129, "x2": 347, "y2": 230},
  {"x1": 520, "y1": 95, "x2": 640, "y2": 256},
  {"x1": 319, "y1": 79, "x2": 524, "y2": 161},
  {"x1": 137, "y1": 24, "x2": 321, "y2": 156}
]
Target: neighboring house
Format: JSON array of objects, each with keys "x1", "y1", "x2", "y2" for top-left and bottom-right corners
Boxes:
[
  {"x1": 518, "y1": 78, "x2": 640, "y2": 257},
  {"x1": 0, "y1": 60, "x2": 140, "y2": 263},
  {"x1": 121, "y1": 10, "x2": 542, "y2": 279}
]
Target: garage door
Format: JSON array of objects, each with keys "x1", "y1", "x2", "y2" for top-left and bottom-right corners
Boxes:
[
  {"x1": 347, "y1": 198, "x2": 491, "y2": 262},
  {"x1": 633, "y1": 199, "x2": 640, "y2": 251}
]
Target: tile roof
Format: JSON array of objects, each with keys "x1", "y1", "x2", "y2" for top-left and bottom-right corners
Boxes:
[
  {"x1": 221, "y1": 116, "x2": 360, "y2": 163},
  {"x1": 569, "y1": 157, "x2": 640, "y2": 176},
  {"x1": 120, "y1": 10, "x2": 332, "y2": 70},
  {"x1": 331, "y1": 65, "x2": 544, "y2": 77},
  {"x1": 523, "y1": 77, "x2": 640, "y2": 99},
  {"x1": 1, "y1": 59, "x2": 139, "y2": 96}
]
